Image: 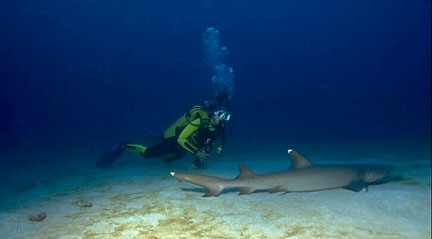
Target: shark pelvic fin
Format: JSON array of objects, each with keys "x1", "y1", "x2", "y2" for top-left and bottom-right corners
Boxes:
[
  {"x1": 268, "y1": 187, "x2": 283, "y2": 193},
  {"x1": 287, "y1": 149, "x2": 314, "y2": 169},
  {"x1": 237, "y1": 165, "x2": 257, "y2": 179},
  {"x1": 203, "y1": 187, "x2": 224, "y2": 197},
  {"x1": 237, "y1": 187, "x2": 254, "y2": 195}
]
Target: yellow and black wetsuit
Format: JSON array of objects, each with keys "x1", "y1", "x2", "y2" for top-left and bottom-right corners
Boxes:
[
  {"x1": 177, "y1": 118, "x2": 221, "y2": 154},
  {"x1": 124, "y1": 106, "x2": 222, "y2": 164},
  {"x1": 162, "y1": 105, "x2": 210, "y2": 139}
]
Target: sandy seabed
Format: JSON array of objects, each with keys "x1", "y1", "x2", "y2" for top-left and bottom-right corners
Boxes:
[{"x1": 0, "y1": 146, "x2": 430, "y2": 239}]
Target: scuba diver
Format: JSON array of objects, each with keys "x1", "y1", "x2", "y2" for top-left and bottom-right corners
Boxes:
[{"x1": 96, "y1": 94, "x2": 232, "y2": 169}]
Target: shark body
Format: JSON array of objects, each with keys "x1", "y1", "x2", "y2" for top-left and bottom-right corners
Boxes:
[{"x1": 171, "y1": 149, "x2": 392, "y2": 197}]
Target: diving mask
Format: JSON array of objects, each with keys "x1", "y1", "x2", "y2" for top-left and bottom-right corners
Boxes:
[{"x1": 213, "y1": 109, "x2": 231, "y2": 121}]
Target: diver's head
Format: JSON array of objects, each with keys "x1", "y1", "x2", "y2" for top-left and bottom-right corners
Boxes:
[{"x1": 211, "y1": 107, "x2": 231, "y2": 124}]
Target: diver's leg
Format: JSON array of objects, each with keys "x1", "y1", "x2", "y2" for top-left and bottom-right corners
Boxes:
[
  {"x1": 142, "y1": 137, "x2": 186, "y2": 160},
  {"x1": 97, "y1": 138, "x2": 186, "y2": 167},
  {"x1": 96, "y1": 139, "x2": 183, "y2": 167},
  {"x1": 161, "y1": 149, "x2": 187, "y2": 162},
  {"x1": 124, "y1": 144, "x2": 148, "y2": 155},
  {"x1": 96, "y1": 141, "x2": 150, "y2": 168}
]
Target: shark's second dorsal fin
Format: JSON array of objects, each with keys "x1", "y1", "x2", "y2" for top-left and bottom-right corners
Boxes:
[
  {"x1": 237, "y1": 165, "x2": 256, "y2": 179},
  {"x1": 287, "y1": 149, "x2": 314, "y2": 169}
]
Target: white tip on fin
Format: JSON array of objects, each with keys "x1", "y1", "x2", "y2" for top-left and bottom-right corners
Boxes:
[
  {"x1": 287, "y1": 149, "x2": 293, "y2": 154},
  {"x1": 170, "y1": 172, "x2": 175, "y2": 176}
]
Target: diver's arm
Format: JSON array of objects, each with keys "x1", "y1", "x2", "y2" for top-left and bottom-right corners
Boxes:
[
  {"x1": 177, "y1": 119, "x2": 201, "y2": 154},
  {"x1": 216, "y1": 125, "x2": 225, "y2": 155}
]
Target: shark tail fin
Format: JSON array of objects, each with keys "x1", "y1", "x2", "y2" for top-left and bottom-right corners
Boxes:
[{"x1": 171, "y1": 172, "x2": 225, "y2": 197}]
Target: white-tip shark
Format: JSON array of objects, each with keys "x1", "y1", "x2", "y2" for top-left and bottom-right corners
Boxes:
[{"x1": 171, "y1": 149, "x2": 392, "y2": 197}]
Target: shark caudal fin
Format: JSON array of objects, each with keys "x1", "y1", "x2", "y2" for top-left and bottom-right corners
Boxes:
[
  {"x1": 287, "y1": 149, "x2": 314, "y2": 169},
  {"x1": 170, "y1": 172, "x2": 224, "y2": 197}
]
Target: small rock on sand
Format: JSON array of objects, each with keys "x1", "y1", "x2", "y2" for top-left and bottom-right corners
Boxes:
[
  {"x1": 28, "y1": 212, "x2": 46, "y2": 222},
  {"x1": 73, "y1": 199, "x2": 92, "y2": 208}
]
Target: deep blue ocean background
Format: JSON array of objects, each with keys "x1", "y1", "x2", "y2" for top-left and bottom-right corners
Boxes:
[{"x1": 0, "y1": 0, "x2": 430, "y2": 169}]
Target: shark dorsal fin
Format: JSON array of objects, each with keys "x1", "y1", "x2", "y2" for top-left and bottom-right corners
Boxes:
[
  {"x1": 287, "y1": 149, "x2": 314, "y2": 169},
  {"x1": 237, "y1": 165, "x2": 256, "y2": 179}
]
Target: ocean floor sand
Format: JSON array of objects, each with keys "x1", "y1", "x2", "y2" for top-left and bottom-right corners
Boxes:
[{"x1": 0, "y1": 145, "x2": 430, "y2": 239}]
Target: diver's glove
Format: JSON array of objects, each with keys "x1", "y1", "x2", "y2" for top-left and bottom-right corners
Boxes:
[
  {"x1": 195, "y1": 150, "x2": 210, "y2": 161},
  {"x1": 189, "y1": 150, "x2": 209, "y2": 169}
]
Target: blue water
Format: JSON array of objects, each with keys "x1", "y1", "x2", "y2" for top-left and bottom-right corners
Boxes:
[{"x1": 0, "y1": 0, "x2": 430, "y2": 206}]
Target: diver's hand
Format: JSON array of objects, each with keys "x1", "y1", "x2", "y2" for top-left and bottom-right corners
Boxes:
[
  {"x1": 189, "y1": 150, "x2": 209, "y2": 169},
  {"x1": 195, "y1": 150, "x2": 210, "y2": 162}
]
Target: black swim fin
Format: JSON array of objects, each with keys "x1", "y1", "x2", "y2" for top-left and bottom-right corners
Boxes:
[{"x1": 95, "y1": 142, "x2": 127, "y2": 168}]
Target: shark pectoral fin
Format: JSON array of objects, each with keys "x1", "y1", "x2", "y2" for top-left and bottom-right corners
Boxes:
[
  {"x1": 345, "y1": 181, "x2": 367, "y2": 192},
  {"x1": 237, "y1": 187, "x2": 253, "y2": 195},
  {"x1": 171, "y1": 172, "x2": 224, "y2": 197},
  {"x1": 268, "y1": 187, "x2": 283, "y2": 194},
  {"x1": 203, "y1": 186, "x2": 224, "y2": 197}
]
